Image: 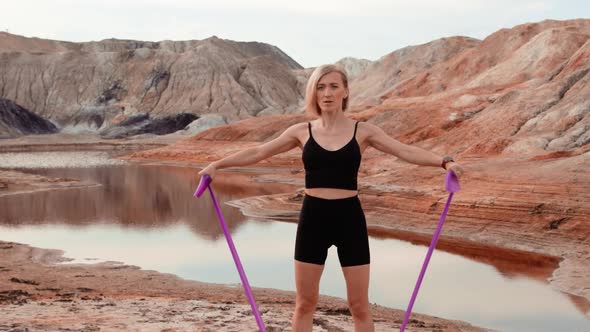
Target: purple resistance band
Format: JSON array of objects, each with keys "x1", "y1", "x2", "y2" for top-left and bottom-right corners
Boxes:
[
  {"x1": 400, "y1": 170, "x2": 461, "y2": 332},
  {"x1": 195, "y1": 174, "x2": 266, "y2": 332}
]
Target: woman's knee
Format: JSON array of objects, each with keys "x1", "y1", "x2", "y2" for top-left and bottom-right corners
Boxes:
[
  {"x1": 347, "y1": 298, "x2": 371, "y2": 320},
  {"x1": 295, "y1": 293, "x2": 319, "y2": 314}
]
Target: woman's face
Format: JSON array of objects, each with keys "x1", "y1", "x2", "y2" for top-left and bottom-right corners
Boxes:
[{"x1": 316, "y1": 71, "x2": 348, "y2": 113}]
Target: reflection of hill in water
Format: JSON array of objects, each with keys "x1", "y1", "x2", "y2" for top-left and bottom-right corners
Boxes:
[{"x1": 0, "y1": 164, "x2": 296, "y2": 241}]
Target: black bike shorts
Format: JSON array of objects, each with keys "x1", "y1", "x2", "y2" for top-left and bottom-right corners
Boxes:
[{"x1": 294, "y1": 194, "x2": 370, "y2": 267}]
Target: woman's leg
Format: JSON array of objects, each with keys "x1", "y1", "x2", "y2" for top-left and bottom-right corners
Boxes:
[
  {"x1": 342, "y1": 264, "x2": 375, "y2": 332},
  {"x1": 292, "y1": 260, "x2": 324, "y2": 332},
  {"x1": 335, "y1": 197, "x2": 374, "y2": 330}
]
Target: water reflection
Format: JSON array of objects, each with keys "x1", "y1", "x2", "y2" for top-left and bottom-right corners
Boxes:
[
  {"x1": 369, "y1": 227, "x2": 561, "y2": 284},
  {"x1": 0, "y1": 165, "x2": 295, "y2": 241}
]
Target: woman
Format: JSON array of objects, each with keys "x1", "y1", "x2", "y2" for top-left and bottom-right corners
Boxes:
[{"x1": 198, "y1": 64, "x2": 464, "y2": 332}]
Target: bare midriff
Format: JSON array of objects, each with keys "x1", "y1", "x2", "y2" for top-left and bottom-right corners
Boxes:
[{"x1": 304, "y1": 187, "x2": 358, "y2": 199}]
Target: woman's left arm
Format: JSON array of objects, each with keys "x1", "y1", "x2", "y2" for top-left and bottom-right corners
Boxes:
[{"x1": 364, "y1": 123, "x2": 464, "y2": 177}]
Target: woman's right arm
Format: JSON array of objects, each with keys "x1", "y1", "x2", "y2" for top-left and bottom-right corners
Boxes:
[{"x1": 198, "y1": 123, "x2": 303, "y2": 179}]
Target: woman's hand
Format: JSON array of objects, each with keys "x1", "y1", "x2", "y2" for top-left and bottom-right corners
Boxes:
[
  {"x1": 446, "y1": 162, "x2": 464, "y2": 179},
  {"x1": 198, "y1": 162, "x2": 218, "y2": 180}
]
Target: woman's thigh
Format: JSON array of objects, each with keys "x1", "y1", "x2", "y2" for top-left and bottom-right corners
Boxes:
[
  {"x1": 342, "y1": 264, "x2": 371, "y2": 304},
  {"x1": 294, "y1": 260, "x2": 325, "y2": 302}
]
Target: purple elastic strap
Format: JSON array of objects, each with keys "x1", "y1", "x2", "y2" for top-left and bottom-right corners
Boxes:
[
  {"x1": 195, "y1": 174, "x2": 266, "y2": 332},
  {"x1": 400, "y1": 170, "x2": 461, "y2": 332}
]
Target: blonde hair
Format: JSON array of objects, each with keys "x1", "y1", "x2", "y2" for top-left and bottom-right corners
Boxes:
[{"x1": 304, "y1": 64, "x2": 349, "y2": 117}]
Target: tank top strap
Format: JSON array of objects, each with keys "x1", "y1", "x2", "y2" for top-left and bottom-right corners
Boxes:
[
  {"x1": 353, "y1": 121, "x2": 359, "y2": 138},
  {"x1": 308, "y1": 122, "x2": 313, "y2": 138}
]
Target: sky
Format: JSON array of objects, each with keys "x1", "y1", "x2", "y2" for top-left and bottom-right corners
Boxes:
[{"x1": 2, "y1": 0, "x2": 589, "y2": 68}]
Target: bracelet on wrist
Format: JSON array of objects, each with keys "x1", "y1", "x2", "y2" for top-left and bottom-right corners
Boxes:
[{"x1": 441, "y1": 156, "x2": 454, "y2": 170}]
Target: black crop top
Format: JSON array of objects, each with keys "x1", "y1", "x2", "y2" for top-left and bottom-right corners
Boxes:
[{"x1": 302, "y1": 121, "x2": 362, "y2": 190}]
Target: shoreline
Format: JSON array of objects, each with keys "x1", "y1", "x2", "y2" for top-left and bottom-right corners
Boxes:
[
  {"x1": 122, "y1": 139, "x2": 590, "y2": 317},
  {"x1": 223, "y1": 180, "x2": 590, "y2": 317},
  {"x1": 0, "y1": 143, "x2": 492, "y2": 331},
  {"x1": 1, "y1": 136, "x2": 589, "y2": 329},
  {"x1": 0, "y1": 240, "x2": 489, "y2": 331}
]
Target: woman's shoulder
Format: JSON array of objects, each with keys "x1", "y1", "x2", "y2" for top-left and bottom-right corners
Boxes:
[
  {"x1": 354, "y1": 120, "x2": 380, "y2": 134},
  {"x1": 287, "y1": 121, "x2": 310, "y2": 131},
  {"x1": 282, "y1": 121, "x2": 310, "y2": 138}
]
